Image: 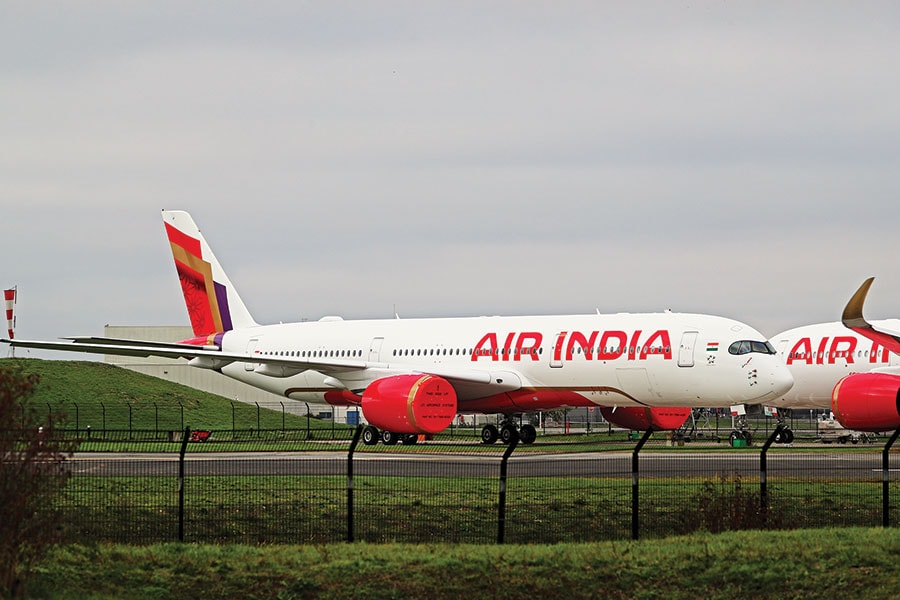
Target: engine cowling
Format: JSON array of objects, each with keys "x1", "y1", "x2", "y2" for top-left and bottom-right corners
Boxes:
[
  {"x1": 361, "y1": 374, "x2": 458, "y2": 434},
  {"x1": 598, "y1": 406, "x2": 692, "y2": 431},
  {"x1": 832, "y1": 373, "x2": 900, "y2": 432}
]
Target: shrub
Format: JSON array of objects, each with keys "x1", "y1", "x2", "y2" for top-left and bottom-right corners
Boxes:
[{"x1": 0, "y1": 364, "x2": 78, "y2": 597}]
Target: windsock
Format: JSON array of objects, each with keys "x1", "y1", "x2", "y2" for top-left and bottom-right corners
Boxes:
[{"x1": 4, "y1": 287, "x2": 15, "y2": 339}]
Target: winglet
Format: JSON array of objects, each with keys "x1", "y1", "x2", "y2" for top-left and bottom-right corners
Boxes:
[
  {"x1": 841, "y1": 277, "x2": 875, "y2": 330},
  {"x1": 841, "y1": 277, "x2": 900, "y2": 354}
]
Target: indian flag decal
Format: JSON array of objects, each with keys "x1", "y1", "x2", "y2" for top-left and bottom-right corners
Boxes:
[{"x1": 706, "y1": 342, "x2": 719, "y2": 352}]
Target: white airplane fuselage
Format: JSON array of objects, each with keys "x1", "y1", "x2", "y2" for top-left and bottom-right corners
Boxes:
[
  {"x1": 770, "y1": 319, "x2": 900, "y2": 409},
  {"x1": 218, "y1": 311, "x2": 792, "y2": 412}
]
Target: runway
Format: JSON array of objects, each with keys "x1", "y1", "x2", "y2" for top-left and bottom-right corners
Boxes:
[{"x1": 66, "y1": 450, "x2": 892, "y2": 480}]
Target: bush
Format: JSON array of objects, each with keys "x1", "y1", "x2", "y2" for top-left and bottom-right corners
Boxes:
[{"x1": 0, "y1": 364, "x2": 78, "y2": 597}]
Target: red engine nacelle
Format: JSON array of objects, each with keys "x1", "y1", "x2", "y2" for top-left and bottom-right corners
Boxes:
[
  {"x1": 832, "y1": 373, "x2": 900, "y2": 432},
  {"x1": 599, "y1": 406, "x2": 692, "y2": 431},
  {"x1": 361, "y1": 374, "x2": 458, "y2": 434}
]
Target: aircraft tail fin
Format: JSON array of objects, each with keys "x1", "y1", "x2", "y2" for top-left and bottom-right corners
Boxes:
[{"x1": 162, "y1": 210, "x2": 258, "y2": 337}]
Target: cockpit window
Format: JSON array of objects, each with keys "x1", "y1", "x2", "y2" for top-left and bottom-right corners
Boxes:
[{"x1": 728, "y1": 340, "x2": 776, "y2": 356}]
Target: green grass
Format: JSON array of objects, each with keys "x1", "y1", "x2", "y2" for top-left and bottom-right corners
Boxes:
[
  {"x1": 22, "y1": 528, "x2": 900, "y2": 599},
  {"x1": 1, "y1": 358, "x2": 346, "y2": 434}
]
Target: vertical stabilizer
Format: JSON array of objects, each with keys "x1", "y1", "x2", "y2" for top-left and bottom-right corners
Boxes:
[{"x1": 162, "y1": 210, "x2": 257, "y2": 336}]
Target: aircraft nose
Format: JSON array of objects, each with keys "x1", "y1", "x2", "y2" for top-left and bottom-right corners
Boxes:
[{"x1": 769, "y1": 362, "x2": 794, "y2": 398}]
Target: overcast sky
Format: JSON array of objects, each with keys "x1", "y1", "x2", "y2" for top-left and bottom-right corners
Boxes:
[{"x1": 3, "y1": 2, "x2": 900, "y2": 360}]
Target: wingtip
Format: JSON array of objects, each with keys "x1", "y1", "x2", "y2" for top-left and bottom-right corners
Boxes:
[{"x1": 841, "y1": 277, "x2": 876, "y2": 329}]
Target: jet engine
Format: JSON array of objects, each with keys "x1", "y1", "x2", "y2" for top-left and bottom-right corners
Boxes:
[
  {"x1": 599, "y1": 406, "x2": 692, "y2": 431},
  {"x1": 361, "y1": 374, "x2": 458, "y2": 434},
  {"x1": 832, "y1": 373, "x2": 900, "y2": 432}
]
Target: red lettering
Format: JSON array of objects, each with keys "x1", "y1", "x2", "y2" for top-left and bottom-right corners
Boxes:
[
  {"x1": 815, "y1": 337, "x2": 829, "y2": 365},
  {"x1": 786, "y1": 338, "x2": 813, "y2": 365},
  {"x1": 514, "y1": 332, "x2": 542, "y2": 361},
  {"x1": 472, "y1": 332, "x2": 499, "y2": 362},
  {"x1": 828, "y1": 336, "x2": 856, "y2": 365},
  {"x1": 597, "y1": 331, "x2": 627, "y2": 360},
  {"x1": 640, "y1": 330, "x2": 673, "y2": 360},
  {"x1": 501, "y1": 332, "x2": 515, "y2": 362},
  {"x1": 628, "y1": 330, "x2": 642, "y2": 361},
  {"x1": 553, "y1": 332, "x2": 567, "y2": 362},
  {"x1": 566, "y1": 331, "x2": 598, "y2": 360}
]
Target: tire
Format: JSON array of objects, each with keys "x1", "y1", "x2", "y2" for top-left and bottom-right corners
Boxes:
[
  {"x1": 520, "y1": 424, "x2": 537, "y2": 445},
  {"x1": 381, "y1": 430, "x2": 399, "y2": 445},
  {"x1": 500, "y1": 424, "x2": 517, "y2": 444},
  {"x1": 362, "y1": 426, "x2": 379, "y2": 446},
  {"x1": 401, "y1": 434, "x2": 418, "y2": 445},
  {"x1": 481, "y1": 424, "x2": 499, "y2": 444}
]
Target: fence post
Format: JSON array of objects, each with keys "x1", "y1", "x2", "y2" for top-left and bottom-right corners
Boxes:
[
  {"x1": 632, "y1": 429, "x2": 654, "y2": 540},
  {"x1": 760, "y1": 423, "x2": 784, "y2": 525},
  {"x1": 255, "y1": 402, "x2": 260, "y2": 437},
  {"x1": 883, "y1": 427, "x2": 900, "y2": 527},
  {"x1": 305, "y1": 402, "x2": 311, "y2": 439},
  {"x1": 347, "y1": 425, "x2": 363, "y2": 542},
  {"x1": 497, "y1": 430, "x2": 519, "y2": 544},
  {"x1": 178, "y1": 426, "x2": 191, "y2": 542}
]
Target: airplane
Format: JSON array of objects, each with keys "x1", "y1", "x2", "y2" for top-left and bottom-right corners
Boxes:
[
  {"x1": 769, "y1": 277, "x2": 900, "y2": 434},
  {"x1": 2, "y1": 210, "x2": 793, "y2": 445}
]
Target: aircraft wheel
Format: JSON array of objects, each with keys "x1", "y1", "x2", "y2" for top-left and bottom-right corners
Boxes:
[
  {"x1": 381, "y1": 430, "x2": 400, "y2": 445},
  {"x1": 782, "y1": 428, "x2": 794, "y2": 444},
  {"x1": 481, "y1": 424, "x2": 499, "y2": 444},
  {"x1": 401, "y1": 434, "x2": 418, "y2": 445},
  {"x1": 500, "y1": 424, "x2": 518, "y2": 444},
  {"x1": 362, "y1": 426, "x2": 379, "y2": 446},
  {"x1": 520, "y1": 424, "x2": 537, "y2": 445}
]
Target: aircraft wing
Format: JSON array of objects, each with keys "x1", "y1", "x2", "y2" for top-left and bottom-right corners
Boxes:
[
  {"x1": 2, "y1": 337, "x2": 522, "y2": 395},
  {"x1": 841, "y1": 277, "x2": 900, "y2": 354},
  {"x1": 2, "y1": 337, "x2": 366, "y2": 372}
]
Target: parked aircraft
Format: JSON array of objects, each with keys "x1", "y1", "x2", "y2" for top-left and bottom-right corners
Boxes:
[
  {"x1": 770, "y1": 278, "x2": 900, "y2": 433},
  {"x1": 3, "y1": 210, "x2": 793, "y2": 444}
]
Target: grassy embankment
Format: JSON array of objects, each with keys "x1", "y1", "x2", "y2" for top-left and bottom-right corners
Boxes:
[{"x1": 21, "y1": 527, "x2": 900, "y2": 599}]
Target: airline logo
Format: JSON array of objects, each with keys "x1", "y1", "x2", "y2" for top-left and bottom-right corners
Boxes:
[
  {"x1": 785, "y1": 335, "x2": 891, "y2": 365},
  {"x1": 471, "y1": 330, "x2": 674, "y2": 362},
  {"x1": 165, "y1": 222, "x2": 233, "y2": 336},
  {"x1": 706, "y1": 342, "x2": 719, "y2": 352}
]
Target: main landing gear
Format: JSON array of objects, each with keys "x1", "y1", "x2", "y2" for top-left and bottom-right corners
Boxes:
[
  {"x1": 361, "y1": 425, "x2": 419, "y2": 446},
  {"x1": 480, "y1": 419, "x2": 537, "y2": 445}
]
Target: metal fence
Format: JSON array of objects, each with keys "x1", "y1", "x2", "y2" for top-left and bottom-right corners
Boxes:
[{"x1": 35, "y1": 424, "x2": 898, "y2": 546}]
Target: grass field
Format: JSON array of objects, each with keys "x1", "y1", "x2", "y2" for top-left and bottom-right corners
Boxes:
[{"x1": 21, "y1": 527, "x2": 900, "y2": 599}]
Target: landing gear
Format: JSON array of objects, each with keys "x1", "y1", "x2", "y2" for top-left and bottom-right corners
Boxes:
[
  {"x1": 729, "y1": 415, "x2": 753, "y2": 447},
  {"x1": 774, "y1": 426, "x2": 794, "y2": 444},
  {"x1": 481, "y1": 424, "x2": 499, "y2": 444},
  {"x1": 361, "y1": 426, "x2": 418, "y2": 446},
  {"x1": 520, "y1": 424, "x2": 537, "y2": 445},
  {"x1": 362, "y1": 425, "x2": 379, "y2": 446},
  {"x1": 500, "y1": 423, "x2": 517, "y2": 444},
  {"x1": 480, "y1": 419, "x2": 537, "y2": 445}
]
